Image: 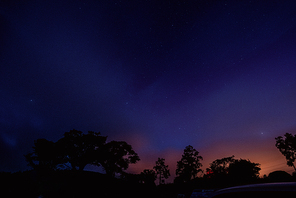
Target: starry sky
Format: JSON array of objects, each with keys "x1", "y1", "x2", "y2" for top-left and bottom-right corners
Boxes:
[{"x1": 1, "y1": 0, "x2": 296, "y2": 180}]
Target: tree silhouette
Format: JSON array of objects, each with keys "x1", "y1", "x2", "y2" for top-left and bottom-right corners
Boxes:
[
  {"x1": 153, "y1": 158, "x2": 170, "y2": 185},
  {"x1": 275, "y1": 133, "x2": 296, "y2": 171},
  {"x1": 140, "y1": 169, "x2": 156, "y2": 186},
  {"x1": 99, "y1": 141, "x2": 140, "y2": 177},
  {"x1": 208, "y1": 155, "x2": 235, "y2": 176},
  {"x1": 56, "y1": 129, "x2": 107, "y2": 171},
  {"x1": 25, "y1": 129, "x2": 139, "y2": 176},
  {"x1": 228, "y1": 159, "x2": 261, "y2": 183},
  {"x1": 176, "y1": 145, "x2": 203, "y2": 183}
]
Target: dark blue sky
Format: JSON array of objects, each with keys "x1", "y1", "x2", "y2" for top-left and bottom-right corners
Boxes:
[{"x1": 1, "y1": 0, "x2": 296, "y2": 179}]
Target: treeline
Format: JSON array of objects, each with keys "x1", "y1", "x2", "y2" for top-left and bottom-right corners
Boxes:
[
  {"x1": 1, "y1": 130, "x2": 296, "y2": 197},
  {"x1": 24, "y1": 130, "x2": 296, "y2": 186},
  {"x1": 143, "y1": 133, "x2": 296, "y2": 187},
  {"x1": 135, "y1": 146, "x2": 261, "y2": 187}
]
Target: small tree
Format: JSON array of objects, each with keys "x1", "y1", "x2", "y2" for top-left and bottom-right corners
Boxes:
[
  {"x1": 176, "y1": 145, "x2": 203, "y2": 183},
  {"x1": 275, "y1": 133, "x2": 296, "y2": 171},
  {"x1": 153, "y1": 158, "x2": 170, "y2": 185}
]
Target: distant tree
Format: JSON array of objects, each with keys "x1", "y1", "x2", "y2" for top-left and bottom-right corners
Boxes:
[
  {"x1": 56, "y1": 129, "x2": 107, "y2": 171},
  {"x1": 228, "y1": 159, "x2": 261, "y2": 183},
  {"x1": 25, "y1": 138, "x2": 64, "y2": 171},
  {"x1": 99, "y1": 141, "x2": 140, "y2": 177},
  {"x1": 153, "y1": 158, "x2": 170, "y2": 185},
  {"x1": 140, "y1": 169, "x2": 156, "y2": 185},
  {"x1": 176, "y1": 145, "x2": 203, "y2": 183},
  {"x1": 275, "y1": 133, "x2": 296, "y2": 171},
  {"x1": 209, "y1": 155, "x2": 235, "y2": 176}
]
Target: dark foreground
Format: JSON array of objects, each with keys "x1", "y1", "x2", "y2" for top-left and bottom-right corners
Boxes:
[
  {"x1": 0, "y1": 170, "x2": 160, "y2": 198},
  {"x1": 1, "y1": 170, "x2": 295, "y2": 198}
]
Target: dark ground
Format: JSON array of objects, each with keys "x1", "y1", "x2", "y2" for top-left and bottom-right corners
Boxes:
[
  {"x1": 0, "y1": 170, "x2": 295, "y2": 198},
  {"x1": 0, "y1": 170, "x2": 156, "y2": 198}
]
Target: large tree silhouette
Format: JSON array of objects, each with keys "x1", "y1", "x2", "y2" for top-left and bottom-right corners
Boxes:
[
  {"x1": 176, "y1": 145, "x2": 203, "y2": 183},
  {"x1": 275, "y1": 133, "x2": 296, "y2": 171},
  {"x1": 153, "y1": 158, "x2": 170, "y2": 185},
  {"x1": 25, "y1": 129, "x2": 139, "y2": 176}
]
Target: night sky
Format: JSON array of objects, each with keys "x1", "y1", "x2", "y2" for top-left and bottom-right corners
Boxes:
[{"x1": 1, "y1": 0, "x2": 296, "y2": 180}]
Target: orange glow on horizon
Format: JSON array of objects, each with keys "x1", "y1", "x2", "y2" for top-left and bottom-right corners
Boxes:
[{"x1": 127, "y1": 137, "x2": 295, "y2": 183}]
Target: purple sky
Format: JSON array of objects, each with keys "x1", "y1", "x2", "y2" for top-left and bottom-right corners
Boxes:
[{"x1": 1, "y1": 1, "x2": 296, "y2": 180}]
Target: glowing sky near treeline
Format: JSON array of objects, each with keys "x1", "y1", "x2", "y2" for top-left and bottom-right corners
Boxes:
[{"x1": 1, "y1": 1, "x2": 296, "y2": 181}]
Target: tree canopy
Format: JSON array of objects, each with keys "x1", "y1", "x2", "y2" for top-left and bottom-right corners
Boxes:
[
  {"x1": 208, "y1": 155, "x2": 235, "y2": 176},
  {"x1": 205, "y1": 156, "x2": 261, "y2": 185},
  {"x1": 98, "y1": 141, "x2": 140, "y2": 177},
  {"x1": 25, "y1": 138, "x2": 64, "y2": 171},
  {"x1": 56, "y1": 130, "x2": 107, "y2": 171},
  {"x1": 275, "y1": 133, "x2": 296, "y2": 171}
]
